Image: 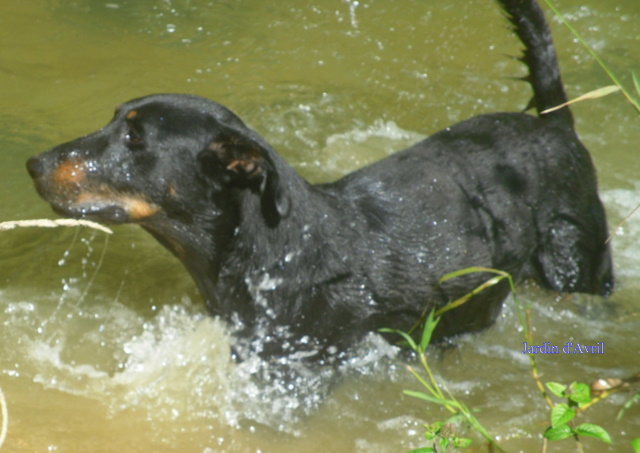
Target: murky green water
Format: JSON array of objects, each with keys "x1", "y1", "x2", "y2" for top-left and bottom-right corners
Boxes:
[{"x1": 1, "y1": 0, "x2": 638, "y2": 452}]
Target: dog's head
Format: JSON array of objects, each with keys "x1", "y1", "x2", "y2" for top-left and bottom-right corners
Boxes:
[{"x1": 27, "y1": 94, "x2": 290, "y2": 231}]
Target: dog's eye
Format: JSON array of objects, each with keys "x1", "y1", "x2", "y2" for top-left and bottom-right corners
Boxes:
[{"x1": 125, "y1": 129, "x2": 143, "y2": 147}]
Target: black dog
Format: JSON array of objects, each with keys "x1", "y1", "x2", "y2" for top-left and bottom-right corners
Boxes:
[{"x1": 27, "y1": 0, "x2": 613, "y2": 361}]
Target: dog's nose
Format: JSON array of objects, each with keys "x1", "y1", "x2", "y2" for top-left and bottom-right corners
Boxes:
[{"x1": 26, "y1": 156, "x2": 44, "y2": 179}]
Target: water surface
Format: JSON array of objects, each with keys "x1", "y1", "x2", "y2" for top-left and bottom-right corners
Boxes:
[{"x1": 1, "y1": 0, "x2": 639, "y2": 451}]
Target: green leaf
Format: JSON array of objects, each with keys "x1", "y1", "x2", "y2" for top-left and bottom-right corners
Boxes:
[
  {"x1": 546, "y1": 382, "x2": 567, "y2": 398},
  {"x1": 424, "y1": 422, "x2": 442, "y2": 440},
  {"x1": 438, "y1": 437, "x2": 449, "y2": 450},
  {"x1": 407, "y1": 448, "x2": 435, "y2": 453},
  {"x1": 419, "y1": 309, "x2": 439, "y2": 352},
  {"x1": 403, "y1": 390, "x2": 457, "y2": 407},
  {"x1": 633, "y1": 72, "x2": 640, "y2": 97},
  {"x1": 443, "y1": 413, "x2": 466, "y2": 426},
  {"x1": 423, "y1": 431, "x2": 436, "y2": 441},
  {"x1": 632, "y1": 438, "x2": 640, "y2": 453},
  {"x1": 453, "y1": 437, "x2": 473, "y2": 448},
  {"x1": 551, "y1": 403, "x2": 576, "y2": 427},
  {"x1": 379, "y1": 328, "x2": 418, "y2": 351},
  {"x1": 544, "y1": 424, "x2": 574, "y2": 441},
  {"x1": 541, "y1": 85, "x2": 620, "y2": 114},
  {"x1": 434, "y1": 270, "x2": 509, "y2": 316},
  {"x1": 567, "y1": 382, "x2": 591, "y2": 406},
  {"x1": 437, "y1": 266, "x2": 492, "y2": 283},
  {"x1": 575, "y1": 423, "x2": 611, "y2": 444},
  {"x1": 617, "y1": 391, "x2": 640, "y2": 421}
]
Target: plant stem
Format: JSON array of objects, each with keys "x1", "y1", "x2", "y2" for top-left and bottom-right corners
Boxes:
[
  {"x1": 524, "y1": 310, "x2": 555, "y2": 410},
  {"x1": 542, "y1": 0, "x2": 640, "y2": 113},
  {"x1": 577, "y1": 390, "x2": 610, "y2": 413},
  {"x1": 420, "y1": 353, "x2": 445, "y2": 400}
]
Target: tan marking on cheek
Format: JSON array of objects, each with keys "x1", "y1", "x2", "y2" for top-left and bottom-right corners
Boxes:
[
  {"x1": 124, "y1": 197, "x2": 160, "y2": 220},
  {"x1": 52, "y1": 159, "x2": 87, "y2": 187},
  {"x1": 75, "y1": 189, "x2": 161, "y2": 221},
  {"x1": 126, "y1": 110, "x2": 138, "y2": 120}
]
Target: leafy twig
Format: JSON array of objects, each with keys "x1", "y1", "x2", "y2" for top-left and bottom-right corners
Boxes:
[
  {"x1": 0, "y1": 385, "x2": 7, "y2": 450},
  {"x1": 0, "y1": 219, "x2": 112, "y2": 235},
  {"x1": 542, "y1": 0, "x2": 640, "y2": 113}
]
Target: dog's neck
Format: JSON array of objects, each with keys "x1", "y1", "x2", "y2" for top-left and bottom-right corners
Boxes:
[
  {"x1": 140, "y1": 160, "x2": 354, "y2": 328},
  {"x1": 137, "y1": 191, "x2": 234, "y2": 310},
  {"x1": 213, "y1": 177, "x2": 357, "y2": 341},
  {"x1": 227, "y1": 168, "x2": 353, "y2": 285}
]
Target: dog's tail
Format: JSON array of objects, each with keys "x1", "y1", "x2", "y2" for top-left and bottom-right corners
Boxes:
[{"x1": 497, "y1": 0, "x2": 574, "y2": 127}]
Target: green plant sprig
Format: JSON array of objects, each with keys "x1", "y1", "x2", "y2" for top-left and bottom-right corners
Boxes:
[
  {"x1": 543, "y1": 381, "x2": 612, "y2": 447},
  {"x1": 542, "y1": 0, "x2": 640, "y2": 113}
]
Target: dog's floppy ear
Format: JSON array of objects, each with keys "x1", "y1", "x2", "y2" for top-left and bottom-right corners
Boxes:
[{"x1": 198, "y1": 129, "x2": 290, "y2": 226}]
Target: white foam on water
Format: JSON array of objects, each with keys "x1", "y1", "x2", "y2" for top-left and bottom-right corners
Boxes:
[
  {"x1": 602, "y1": 187, "x2": 640, "y2": 281},
  {"x1": 297, "y1": 119, "x2": 426, "y2": 181},
  {"x1": 325, "y1": 119, "x2": 425, "y2": 147},
  {"x1": 14, "y1": 290, "x2": 405, "y2": 439}
]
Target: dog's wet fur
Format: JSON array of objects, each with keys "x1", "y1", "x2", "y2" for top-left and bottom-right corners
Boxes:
[{"x1": 27, "y1": 0, "x2": 613, "y2": 361}]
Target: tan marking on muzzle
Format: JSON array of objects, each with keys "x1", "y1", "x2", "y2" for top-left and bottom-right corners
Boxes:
[
  {"x1": 52, "y1": 159, "x2": 87, "y2": 187},
  {"x1": 75, "y1": 189, "x2": 160, "y2": 221},
  {"x1": 125, "y1": 196, "x2": 160, "y2": 220}
]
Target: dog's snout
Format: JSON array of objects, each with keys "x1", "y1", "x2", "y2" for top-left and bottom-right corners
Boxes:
[{"x1": 26, "y1": 156, "x2": 44, "y2": 180}]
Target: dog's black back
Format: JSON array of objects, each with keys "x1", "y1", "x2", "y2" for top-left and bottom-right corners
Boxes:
[{"x1": 27, "y1": 0, "x2": 613, "y2": 361}]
